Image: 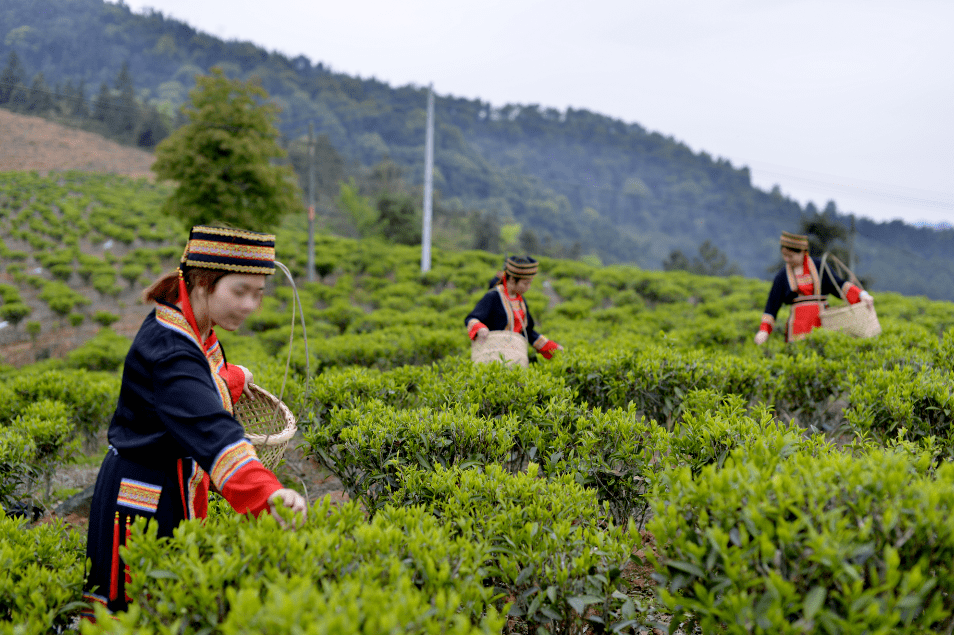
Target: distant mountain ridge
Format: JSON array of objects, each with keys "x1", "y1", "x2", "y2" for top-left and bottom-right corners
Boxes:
[{"x1": 1, "y1": 0, "x2": 952, "y2": 300}]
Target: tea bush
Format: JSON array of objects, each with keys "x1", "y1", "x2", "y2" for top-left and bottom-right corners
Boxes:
[{"x1": 649, "y1": 439, "x2": 954, "y2": 634}]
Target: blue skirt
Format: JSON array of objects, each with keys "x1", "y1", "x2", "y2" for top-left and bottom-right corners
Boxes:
[{"x1": 82, "y1": 447, "x2": 205, "y2": 617}]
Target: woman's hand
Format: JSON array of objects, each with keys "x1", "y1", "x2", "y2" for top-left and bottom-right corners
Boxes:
[
  {"x1": 754, "y1": 331, "x2": 769, "y2": 345},
  {"x1": 268, "y1": 488, "x2": 307, "y2": 529},
  {"x1": 475, "y1": 327, "x2": 489, "y2": 343},
  {"x1": 860, "y1": 291, "x2": 874, "y2": 309}
]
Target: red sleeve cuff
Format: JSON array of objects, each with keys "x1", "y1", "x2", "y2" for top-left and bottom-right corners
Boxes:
[
  {"x1": 468, "y1": 321, "x2": 487, "y2": 340},
  {"x1": 221, "y1": 462, "x2": 283, "y2": 517},
  {"x1": 538, "y1": 339, "x2": 560, "y2": 360},
  {"x1": 218, "y1": 363, "x2": 246, "y2": 404},
  {"x1": 846, "y1": 285, "x2": 861, "y2": 304}
]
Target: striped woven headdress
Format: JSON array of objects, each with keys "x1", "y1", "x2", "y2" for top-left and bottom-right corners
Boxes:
[
  {"x1": 505, "y1": 256, "x2": 539, "y2": 279},
  {"x1": 779, "y1": 231, "x2": 809, "y2": 252},
  {"x1": 180, "y1": 226, "x2": 276, "y2": 275}
]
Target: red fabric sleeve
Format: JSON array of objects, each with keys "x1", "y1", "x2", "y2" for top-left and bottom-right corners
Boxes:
[
  {"x1": 208, "y1": 438, "x2": 283, "y2": 517},
  {"x1": 468, "y1": 320, "x2": 488, "y2": 340},
  {"x1": 759, "y1": 322, "x2": 773, "y2": 334},
  {"x1": 220, "y1": 460, "x2": 283, "y2": 517},
  {"x1": 218, "y1": 363, "x2": 246, "y2": 404},
  {"x1": 846, "y1": 285, "x2": 861, "y2": 304},
  {"x1": 538, "y1": 339, "x2": 560, "y2": 360}
]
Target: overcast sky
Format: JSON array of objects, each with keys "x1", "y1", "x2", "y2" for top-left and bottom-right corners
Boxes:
[{"x1": 121, "y1": 0, "x2": 954, "y2": 228}]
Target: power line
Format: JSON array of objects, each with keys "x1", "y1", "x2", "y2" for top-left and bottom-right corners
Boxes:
[{"x1": 746, "y1": 161, "x2": 954, "y2": 212}]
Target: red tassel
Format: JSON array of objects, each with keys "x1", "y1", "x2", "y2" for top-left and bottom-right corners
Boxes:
[
  {"x1": 178, "y1": 459, "x2": 188, "y2": 519},
  {"x1": 124, "y1": 523, "x2": 133, "y2": 603},
  {"x1": 109, "y1": 512, "x2": 120, "y2": 601}
]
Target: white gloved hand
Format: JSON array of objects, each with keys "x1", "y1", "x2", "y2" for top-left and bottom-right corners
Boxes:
[
  {"x1": 268, "y1": 488, "x2": 308, "y2": 529},
  {"x1": 859, "y1": 291, "x2": 874, "y2": 309},
  {"x1": 754, "y1": 331, "x2": 769, "y2": 345},
  {"x1": 475, "y1": 328, "x2": 489, "y2": 343}
]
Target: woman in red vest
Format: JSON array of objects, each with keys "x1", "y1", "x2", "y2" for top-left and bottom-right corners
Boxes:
[{"x1": 755, "y1": 231, "x2": 874, "y2": 344}]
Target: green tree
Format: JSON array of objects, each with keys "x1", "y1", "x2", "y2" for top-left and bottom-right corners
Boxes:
[
  {"x1": 336, "y1": 178, "x2": 382, "y2": 239},
  {"x1": 663, "y1": 240, "x2": 741, "y2": 277},
  {"x1": 25, "y1": 72, "x2": 52, "y2": 113},
  {"x1": 470, "y1": 211, "x2": 501, "y2": 253},
  {"x1": 802, "y1": 203, "x2": 850, "y2": 263},
  {"x1": 135, "y1": 103, "x2": 170, "y2": 149},
  {"x1": 695, "y1": 240, "x2": 742, "y2": 277},
  {"x1": 376, "y1": 193, "x2": 421, "y2": 245},
  {"x1": 662, "y1": 249, "x2": 692, "y2": 272},
  {"x1": 92, "y1": 81, "x2": 113, "y2": 124},
  {"x1": 0, "y1": 51, "x2": 26, "y2": 105},
  {"x1": 111, "y1": 61, "x2": 138, "y2": 141},
  {"x1": 152, "y1": 67, "x2": 301, "y2": 231}
]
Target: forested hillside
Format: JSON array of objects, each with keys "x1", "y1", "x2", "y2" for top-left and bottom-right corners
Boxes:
[{"x1": 1, "y1": 0, "x2": 952, "y2": 299}]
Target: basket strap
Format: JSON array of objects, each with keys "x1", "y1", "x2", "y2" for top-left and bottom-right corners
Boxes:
[
  {"x1": 820, "y1": 252, "x2": 860, "y2": 303},
  {"x1": 273, "y1": 261, "x2": 310, "y2": 407}
]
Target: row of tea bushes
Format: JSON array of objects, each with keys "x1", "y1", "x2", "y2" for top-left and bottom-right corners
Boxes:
[
  {"x1": 300, "y1": 327, "x2": 954, "y2": 453},
  {"x1": 0, "y1": 512, "x2": 86, "y2": 634},
  {"x1": 303, "y1": 382, "x2": 954, "y2": 633},
  {"x1": 649, "y1": 431, "x2": 954, "y2": 634},
  {"x1": 0, "y1": 368, "x2": 119, "y2": 508},
  {"x1": 70, "y1": 386, "x2": 954, "y2": 634},
  {"x1": 1, "y1": 365, "x2": 952, "y2": 632},
  {"x1": 0, "y1": 171, "x2": 174, "y2": 248},
  {"x1": 81, "y1": 469, "x2": 641, "y2": 635}
]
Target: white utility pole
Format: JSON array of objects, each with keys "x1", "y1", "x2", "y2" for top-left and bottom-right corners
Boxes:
[
  {"x1": 421, "y1": 84, "x2": 435, "y2": 273},
  {"x1": 307, "y1": 123, "x2": 316, "y2": 282}
]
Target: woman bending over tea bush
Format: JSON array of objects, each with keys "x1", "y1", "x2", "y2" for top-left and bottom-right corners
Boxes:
[
  {"x1": 82, "y1": 226, "x2": 307, "y2": 621},
  {"x1": 465, "y1": 256, "x2": 562, "y2": 362},
  {"x1": 755, "y1": 231, "x2": 874, "y2": 344}
]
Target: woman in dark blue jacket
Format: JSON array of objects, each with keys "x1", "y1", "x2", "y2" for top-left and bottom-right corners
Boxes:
[{"x1": 465, "y1": 255, "x2": 561, "y2": 359}]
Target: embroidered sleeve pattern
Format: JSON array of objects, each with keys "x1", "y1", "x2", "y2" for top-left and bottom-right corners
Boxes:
[
  {"x1": 759, "y1": 314, "x2": 775, "y2": 334},
  {"x1": 209, "y1": 439, "x2": 282, "y2": 516},
  {"x1": 467, "y1": 318, "x2": 487, "y2": 340},
  {"x1": 210, "y1": 439, "x2": 260, "y2": 489}
]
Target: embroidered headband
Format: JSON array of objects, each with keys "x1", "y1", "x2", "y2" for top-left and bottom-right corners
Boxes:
[
  {"x1": 505, "y1": 256, "x2": 538, "y2": 279},
  {"x1": 780, "y1": 231, "x2": 809, "y2": 252},
  {"x1": 180, "y1": 225, "x2": 276, "y2": 275}
]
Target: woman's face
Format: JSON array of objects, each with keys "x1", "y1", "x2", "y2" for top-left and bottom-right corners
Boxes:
[
  {"x1": 512, "y1": 276, "x2": 534, "y2": 295},
  {"x1": 204, "y1": 273, "x2": 266, "y2": 331},
  {"x1": 780, "y1": 247, "x2": 805, "y2": 268}
]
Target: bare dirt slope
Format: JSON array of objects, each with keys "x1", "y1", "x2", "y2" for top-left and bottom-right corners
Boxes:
[
  {"x1": 0, "y1": 109, "x2": 160, "y2": 367},
  {"x1": 0, "y1": 109, "x2": 155, "y2": 177}
]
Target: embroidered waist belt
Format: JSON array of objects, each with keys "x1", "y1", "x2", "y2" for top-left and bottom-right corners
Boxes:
[{"x1": 793, "y1": 294, "x2": 827, "y2": 304}]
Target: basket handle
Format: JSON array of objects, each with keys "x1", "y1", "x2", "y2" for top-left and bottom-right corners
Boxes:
[
  {"x1": 273, "y1": 261, "x2": 310, "y2": 407},
  {"x1": 819, "y1": 252, "x2": 861, "y2": 304}
]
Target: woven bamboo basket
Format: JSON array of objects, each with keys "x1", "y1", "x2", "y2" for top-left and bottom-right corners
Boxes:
[
  {"x1": 471, "y1": 330, "x2": 529, "y2": 368},
  {"x1": 820, "y1": 303, "x2": 882, "y2": 338},
  {"x1": 234, "y1": 383, "x2": 297, "y2": 471},
  {"x1": 818, "y1": 253, "x2": 882, "y2": 338}
]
